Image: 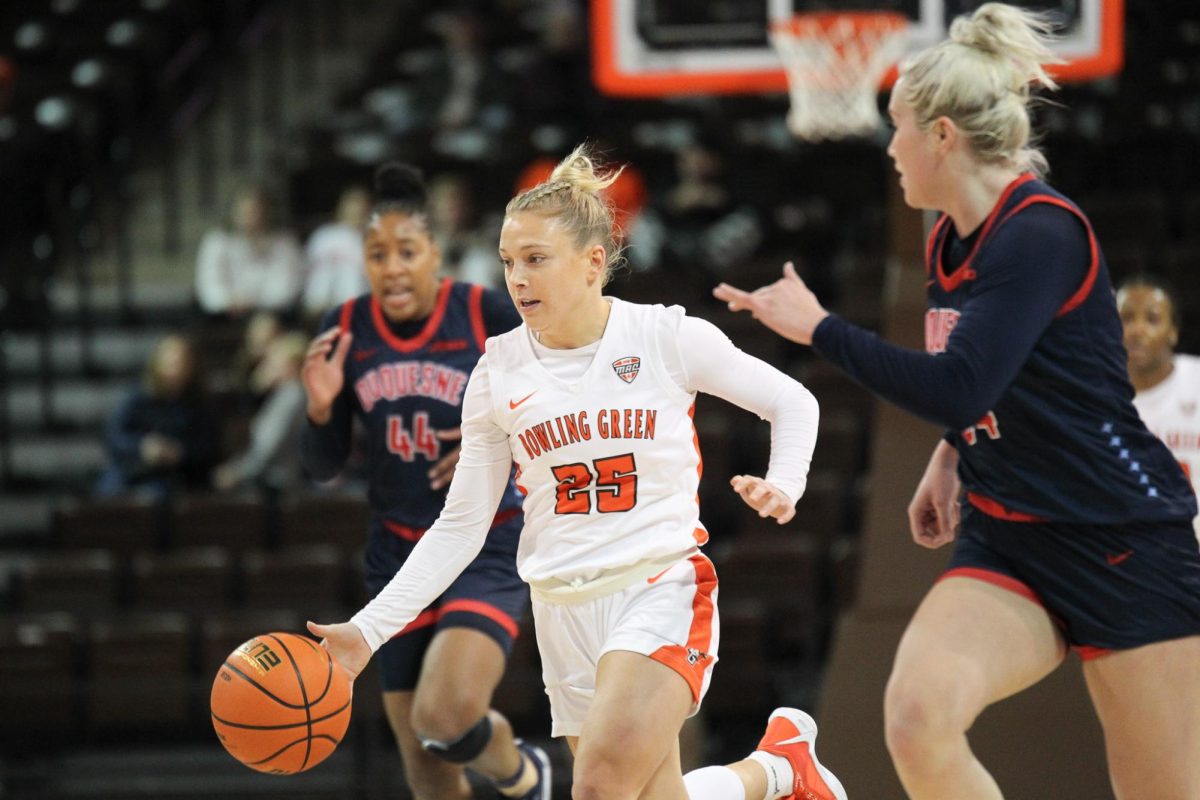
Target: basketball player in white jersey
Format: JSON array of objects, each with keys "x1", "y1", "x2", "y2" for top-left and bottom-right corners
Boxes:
[
  {"x1": 309, "y1": 144, "x2": 847, "y2": 800},
  {"x1": 1119, "y1": 274, "x2": 1200, "y2": 539}
]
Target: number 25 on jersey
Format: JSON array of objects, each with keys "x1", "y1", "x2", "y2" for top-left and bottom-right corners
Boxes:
[{"x1": 552, "y1": 453, "x2": 638, "y2": 514}]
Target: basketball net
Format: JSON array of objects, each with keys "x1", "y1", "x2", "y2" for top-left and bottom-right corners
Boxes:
[{"x1": 770, "y1": 12, "x2": 909, "y2": 142}]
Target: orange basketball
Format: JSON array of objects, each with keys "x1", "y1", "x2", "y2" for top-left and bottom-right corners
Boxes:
[{"x1": 211, "y1": 632, "x2": 352, "y2": 774}]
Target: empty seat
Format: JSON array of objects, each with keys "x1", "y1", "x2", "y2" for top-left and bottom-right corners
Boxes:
[
  {"x1": 130, "y1": 546, "x2": 234, "y2": 612},
  {"x1": 1163, "y1": 242, "x2": 1200, "y2": 292},
  {"x1": 17, "y1": 550, "x2": 120, "y2": 614},
  {"x1": 793, "y1": 471, "x2": 850, "y2": 539},
  {"x1": 833, "y1": 280, "x2": 884, "y2": 331},
  {"x1": 53, "y1": 496, "x2": 163, "y2": 555},
  {"x1": 170, "y1": 493, "x2": 268, "y2": 552},
  {"x1": 86, "y1": 612, "x2": 192, "y2": 733},
  {"x1": 829, "y1": 537, "x2": 861, "y2": 612},
  {"x1": 703, "y1": 599, "x2": 774, "y2": 721},
  {"x1": 241, "y1": 544, "x2": 346, "y2": 614},
  {"x1": 278, "y1": 493, "x2": 372, "y2": 552},
  {"x1": 813, "y1": 411, "x2": 868, "y2": 484},
  {"x1": 795, "y1": 359, "x2": 876, "y2": 424},
  {"x1": 0, "y1": 612, "x2": 82, "y2": 742},
  {"x1": 1101, "y1": 242, "x2": 1151, "y2": 283},
  {"x1": 715, "y1": 310, "x2": 791, "y2": 367},
  {"x1": 1079, "y1": 190, "x2": 1170, "y2": 252},
  {"x1": 346, "y1": 547, "x2": 369, "y2": 607},
  {"x1": 350, "y1": 657, "x2": 386, "y2": 724},
  {"x1": 714, "y1": 532, "x2": 823, "y2": 658}
]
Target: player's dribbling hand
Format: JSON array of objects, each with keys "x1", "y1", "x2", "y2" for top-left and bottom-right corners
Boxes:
[
  {"x1": 306, "y1": 620, "x2": 370, "y2": 682},
  {"x1": 907, "y1": 441, "x2": 961, "y2": 548},
  {"x1": 303, "y1": 327, "x2": 352, "y2": 424},
  {"x1": 713, "y1": 262, "x2": 830, "y2": 345},
  {"x1": 731, "y1": 475, "x2": 796, "y2": 525},
  {"x1": 428, "y1": 428, "x2": 462, "y2": 490}
]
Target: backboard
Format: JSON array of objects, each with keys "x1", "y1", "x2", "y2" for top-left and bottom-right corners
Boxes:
[{"x1": 591, "y1": 0, "x2": 1124, "y2": 98}]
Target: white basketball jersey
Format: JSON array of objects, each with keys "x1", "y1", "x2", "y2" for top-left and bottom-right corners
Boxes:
[
  {"x1": 1133, "y1": 353, "x2": 1200, "y2": 529},
  {"x1": 485, "y1": 299, "x2": 706, "y2": 584}
]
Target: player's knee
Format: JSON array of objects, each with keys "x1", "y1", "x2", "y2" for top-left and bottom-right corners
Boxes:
[
  {"x1": 572, "y1": 747, "x2": 634, "y2": 800},
  {"x1": 418, "y1": 714, "x2": 493, "y2": 764},
  {"x1": 410, "y1": 692, "x2": 490, "y2": 742},
  {"x1": 884, "y1": 675, "x2": 971, "y2": 763},
  {"x1": 572, "y1": 775, "x2": 621, "y2": 800}
]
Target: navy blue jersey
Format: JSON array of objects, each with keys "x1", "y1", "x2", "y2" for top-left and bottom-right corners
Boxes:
[
  {"x1": 814, "y1": 173, "x2": 1196, "y2": 524},
  {"x1": 302, "y1": 279, "x2": 524, "y2": 530}
]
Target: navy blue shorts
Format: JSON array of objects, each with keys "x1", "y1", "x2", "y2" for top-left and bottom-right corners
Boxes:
[
  {"x1": 945, "y1": 507, "x2": 1200, "y2": 659},
  {"x1": 364, "y1": 509, "x2": 528, "y2": 692}
]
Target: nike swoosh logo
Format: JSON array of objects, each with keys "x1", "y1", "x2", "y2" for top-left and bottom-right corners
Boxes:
[
  {"x1": 508, "y1": 391, "x2": 537, "y2": 410},
  {"x1": 646, "y1": 567, "x2": 672, "y2": 584},
  {"x1": 1106, "y1": 550, "x2": 1133, "y2": 566},
  {"x1": 772, "y1": 733, "x2": 811, "y2": 746},
  {"x1": 353, "y1": 348, "x2": 379, "y2": 361}
]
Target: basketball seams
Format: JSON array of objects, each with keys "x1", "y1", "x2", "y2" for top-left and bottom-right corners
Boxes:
[
  {"x1": 293, "y1": 634, "x2": 336, "y2": 703},
  {"x1": 211, "y1": 697, "x2": 352, "y2": 730},
  {"x1": 244, "y1": 734, "x2": 343, "y2": 768},
  {"x1": 211, "y1": 631, "x2": 352, "y2": 774},
  {"x1": 265, "y1": 633, "x2": 315, "y2": 771},
  {"x1": 218, "y1": 658, "x2": 311, "y2": 709}
]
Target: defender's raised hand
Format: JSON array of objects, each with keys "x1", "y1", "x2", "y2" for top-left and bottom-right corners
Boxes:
[
  {"x1": 714, "y1": 261, "x2": 830, "y2": 345},
  {"x1": 303, "y1": 327, "x2": 352, "y2": 424}
]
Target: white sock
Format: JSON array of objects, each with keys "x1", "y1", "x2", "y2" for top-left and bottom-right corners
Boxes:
[
  {"x1": 683, "y1": 765, "x2": 747, "y2": 800},
  {"x1": 746, "y1": 751, "x2": 795, "y2": 800}
]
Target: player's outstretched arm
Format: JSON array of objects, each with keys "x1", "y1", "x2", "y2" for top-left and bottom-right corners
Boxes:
[
  {"x1": 306, "y1": 620, "x2": 370, "y2": 681},
  {"x1": 713, "y1": 262, "x2": 829, "y2": 345}
]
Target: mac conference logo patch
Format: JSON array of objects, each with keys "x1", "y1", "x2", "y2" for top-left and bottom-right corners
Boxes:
[{"x1": 612, "y1": 356, "x2": 641, "y2": 384}]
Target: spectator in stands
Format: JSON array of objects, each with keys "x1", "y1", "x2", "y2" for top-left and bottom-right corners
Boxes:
[
  {"x1": 628, "y1": 138, "x2": 762, "y2": 279},
  {"x1": 95, "y1": 334, "x2": 217, "y2": 499},
  {"x1": 1118, "y1": 273, "x2": 1200, "y2": 539},
  {"x1": 194, "y1": 183, "x2": 306, "y2": 320},
  {"x1": 408, "y1": 4, "x2": 510, "y2": 136},
  {"x1": 303, "y1": 184, "x2": 371, "y2": 322},
  {"x1": 428, "y1": 173, "x2": 501, "y2": 288},
  {"x1": 225, "y1": 310, "x2": 283, "y2": 400},
  {"x1": 510, "y1": 0, "x2": 590, "y2": 125},
  {"x1": 212, "y1": 332, "x2": 308, "y2": 493}
]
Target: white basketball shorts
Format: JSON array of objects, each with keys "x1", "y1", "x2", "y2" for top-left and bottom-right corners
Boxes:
[{"x1": 531, "y1": 552, "x2": 720, "y2": 737}]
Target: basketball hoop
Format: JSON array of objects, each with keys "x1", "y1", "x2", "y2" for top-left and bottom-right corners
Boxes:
[{"x1": 770, "y1": 12, "x2": 910, "y2": 142}]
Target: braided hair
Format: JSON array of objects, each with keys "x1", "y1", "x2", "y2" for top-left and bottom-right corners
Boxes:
[{"x1": 506, "y1": 144, "x2": 625, "y2": 284}]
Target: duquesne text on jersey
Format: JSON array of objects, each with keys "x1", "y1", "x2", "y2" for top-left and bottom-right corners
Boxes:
[
  {"x1": 518, "y1": 408, "x2": 658, "y2": 459},
  {"x1": 355, "y1": 361, "x2": 470, "y2": 412}
]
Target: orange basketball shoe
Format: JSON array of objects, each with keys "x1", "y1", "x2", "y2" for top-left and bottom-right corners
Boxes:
[{"x1": 755, "y1": 708, "x2": 848, "y2": 800}]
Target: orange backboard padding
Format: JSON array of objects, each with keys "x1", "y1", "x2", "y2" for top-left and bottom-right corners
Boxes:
[{"x1": 592, "y1": 0, "x2": 1123, "y2": 98}]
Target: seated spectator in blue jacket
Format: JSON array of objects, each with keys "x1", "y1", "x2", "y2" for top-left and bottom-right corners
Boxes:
[{"x1": 95, "y1": 335, "x2": 217, "y2": 499}]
